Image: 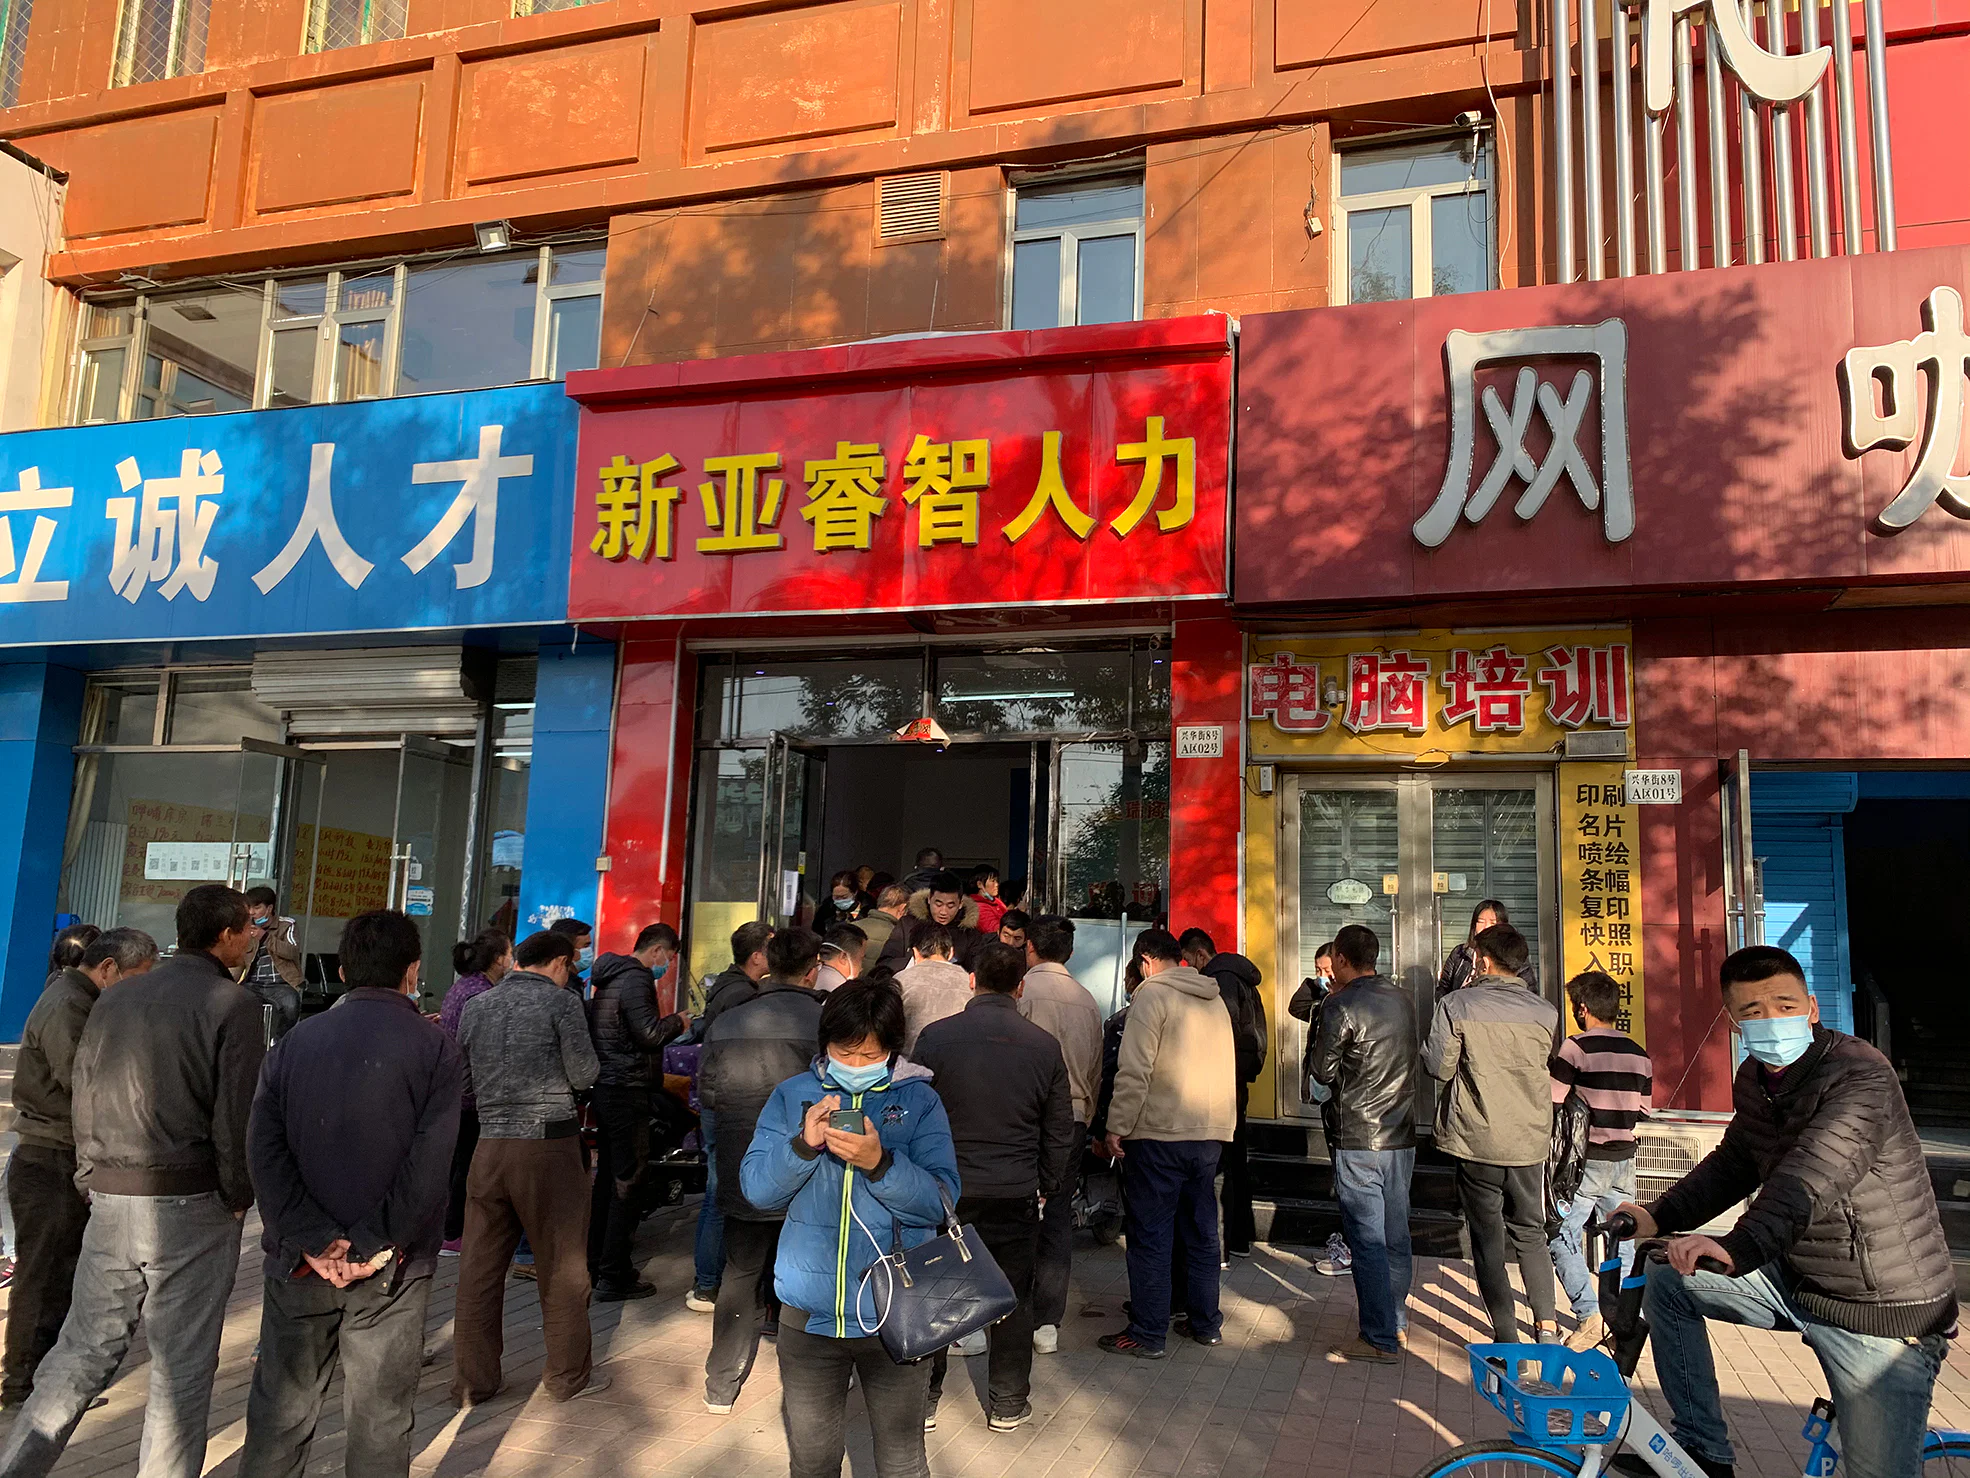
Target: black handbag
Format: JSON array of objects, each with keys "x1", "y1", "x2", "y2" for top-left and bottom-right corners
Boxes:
[{"x1": 865, "y1": 1185, "x2": 1017, "y2": 1364}]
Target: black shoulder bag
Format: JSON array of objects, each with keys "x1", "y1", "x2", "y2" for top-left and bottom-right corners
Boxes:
[{"x1": 864, "y1": 1183, "x2": 1017, "y2": 1365}]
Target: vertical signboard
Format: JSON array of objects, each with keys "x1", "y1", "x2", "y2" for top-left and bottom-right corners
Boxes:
[{"x1": 1558, "y1": 764, "x2": 1646, "y2": 1044}]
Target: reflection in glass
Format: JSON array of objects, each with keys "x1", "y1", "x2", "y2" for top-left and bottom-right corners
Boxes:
[
  {"x1": 698, "y1": 659, "x2": 924, "y2": 743},
  {"x1": 1341, "y1": 140, "x2": 1485, "y2": 196},
  {"x1": 166, "y1": 673, "x2": 283, "y2": 744},
  {"x1": 398, "y1": 254, "x2": 536, "y2": 394},
  {"x1": 1348, "y1": 205, "x2": 1412, "y2": 304},
  {"x1": 1431, "y1": 787, "x2": 1541, "y2": 977},
  {"x1": 1076, "y1": 234, "x2": 1136, "y2": 326},
  {"x1": 74, "y1": 348, "x2": 126, "y2": 423},
  {"x1": 1015, "y1": 178, "x2": 1144, "y2": 232},
  {"x1": 550, "y1": 247, "x2": 606, "y2": 285},
  {"x1": 1296, "y1": 788, "x2": 1399, "y2": 982},
  {"x1": 1010, "y1": 238, "x2": 1062, "y2": 331},
  {"x1": 548, "y1": 294, "x2": 601, "y2": 378},
  {"x1": 686, "y1": 749, "x2": 768, "y2": 992},
  {"x1": 937, "y1": 651, "x2": 1129, "y2": 734},
  {"x1": 333, "y1": 319, "x2": 388, "y2": 400},
  {"x1": 268, "y1": 327, "x2": 317, "y2": 408},
  {"x1": 1431, "y1": 191, "x2": 1493, "y2": 298},
  {"x1": 80, "y1": 677, "x2": 161, "y2": 745}
]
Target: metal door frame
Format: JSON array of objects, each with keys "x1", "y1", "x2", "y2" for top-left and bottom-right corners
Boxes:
[
  {"x1": 760, "y1": 732, "x2": 829, "y2": 926},
  {"x1": 1273, "y1": 767, "x2": 1559, "y2": 1122},
  {"x1": 296, "y1": 735, "x2": 474, "y2": 914}
]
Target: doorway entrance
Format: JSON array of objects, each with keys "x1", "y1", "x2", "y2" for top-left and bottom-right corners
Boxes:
[{"x1": 1272, "y1": 769, "x2": 1557, "y2": 1121}]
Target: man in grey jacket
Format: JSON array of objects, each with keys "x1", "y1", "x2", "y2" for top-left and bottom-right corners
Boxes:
[
  {"x1": 1424, "y1": 924, "x2": 1560, "y2": 1343},
  {"x1": 451, "y1": 929, "x2": 604, "y2": 1406}
]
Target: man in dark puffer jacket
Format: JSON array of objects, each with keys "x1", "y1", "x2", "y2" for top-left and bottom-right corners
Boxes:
[
  {"x1": 1616, "y1": 946, "x2": 1955, "y2": 1478},
  {"x1": 585, "y1": 924, "x2": 690, "y2": 1300}
]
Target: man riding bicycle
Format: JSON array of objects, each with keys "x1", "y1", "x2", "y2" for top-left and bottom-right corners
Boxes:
[{"x1": 1612, "y1": 945, "x2": 1955, "y2": 1478}]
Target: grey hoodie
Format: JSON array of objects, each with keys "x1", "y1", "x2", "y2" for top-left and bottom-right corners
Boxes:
[
  {"x1": 458, "y1": 969, "x2": 600, "y2": 1138},
  {"x1": 1107, "y1": 963, "x2": 1237, "y2": 1143}
]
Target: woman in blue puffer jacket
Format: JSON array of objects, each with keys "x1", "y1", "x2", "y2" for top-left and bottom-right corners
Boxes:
[{"x1": 741, "y1": 980, "x2": 959, "y2": 1478}]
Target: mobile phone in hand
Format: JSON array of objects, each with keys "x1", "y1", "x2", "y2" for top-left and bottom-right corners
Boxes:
[{"x1": 827, "y1": 1108, "x2": 866, "y2": 1133}]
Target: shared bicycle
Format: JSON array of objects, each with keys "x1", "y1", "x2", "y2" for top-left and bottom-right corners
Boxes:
[{"x1": 1410, "y1": 1212, "x2": 1970, "y2": 1478}]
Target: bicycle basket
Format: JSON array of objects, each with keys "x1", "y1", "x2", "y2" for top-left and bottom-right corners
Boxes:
[{"x1": 1469, "y1": 1345, "x2": 1632, "y2": 1450}]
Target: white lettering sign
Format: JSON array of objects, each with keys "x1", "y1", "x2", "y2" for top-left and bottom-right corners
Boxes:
[
  {"x1": 1175, "y1": 724, "x2": 1224, "y2": 759},
  {"x1": 1841, "y1": 285, "x2": 1970, "y2": 533},
  {"x1": 1624, "y1": 768, "x2": 1683, "y2": 805}
]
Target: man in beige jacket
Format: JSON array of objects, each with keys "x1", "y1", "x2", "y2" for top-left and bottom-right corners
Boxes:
[
  {"x1": 1019, "y1": 915, "x2": 1105, "y2": 1352},
  {"x1": 896, "y1": 924, "x2": 973, "y2": 1053},
  {"x1": 1099, "y1": 929, "x2": 1235, "y2": 1359},
  {"x1": 1423, "y1": 923, "x2": 1560, "y2": 1343}
]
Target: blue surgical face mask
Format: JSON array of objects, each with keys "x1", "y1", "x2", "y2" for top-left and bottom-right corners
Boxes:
[
  {"x1": 1738, "y1": 1013, "x2": 1815, "y2": 1068},
  {"x1": 827, "y1": 1056, "x2": 890, "y2": 1093},
  {"x1": 576, "y1": 945, "x2": 594, "y2": 968},
  {"x1": 652, "y1": 959, "x2": 671, "y2": 981}
]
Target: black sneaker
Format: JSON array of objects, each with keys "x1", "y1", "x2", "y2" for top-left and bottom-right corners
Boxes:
[
  {"x1": 593, "y1": 1280, "x2": 659, "y2": 1303},
  {"x1": 1170, "y1": 1316, "x2": 1222, "y2": 1347},
  {"x1": 761, "y1": 1318, "x2": 780, "y2": 1339},
  {"x1": 1097, "y1": 1331, "x2": 1167, "y2": 1360},
  {"x1": 988, "y1": 1402, "x2": 1033, "y2": 1432}
]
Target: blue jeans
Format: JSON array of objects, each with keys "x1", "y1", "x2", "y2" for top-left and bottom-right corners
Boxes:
[
  {"x1": 1334, "y1": 1146, "x2": 1414, "y2": 1352},
  {"x1": 1122, "y1": 1138, "x2": 1222, "y2": 1351},
  {"x1": 694, "y1": 1109, "x2": 725, "y2": 1293},
  {"x1": 1551, "y1": 1155, "x2": 1636, "y2": 1319},
  {"x1": 1644, "y1": 1257, "x2": 1946, "y2": 1478}
]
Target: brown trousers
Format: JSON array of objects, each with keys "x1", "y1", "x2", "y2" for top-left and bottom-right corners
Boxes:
[{"x1": 450, "y1": 1136, "x2": 593, "y2": 1404}]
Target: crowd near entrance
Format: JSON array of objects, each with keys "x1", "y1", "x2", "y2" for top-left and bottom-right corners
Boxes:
[{"x1": 684, "y1": 638, "x2": 1172, "y2": 1017}]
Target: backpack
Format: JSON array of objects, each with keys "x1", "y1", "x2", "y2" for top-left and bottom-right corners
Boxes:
[
  {"x1": 1227, "y1": 974, "x2": 1267, "y2": 1084},
  {"x1": 1545, "y1": 1087, "x2": 1592, "y2": 1236}
]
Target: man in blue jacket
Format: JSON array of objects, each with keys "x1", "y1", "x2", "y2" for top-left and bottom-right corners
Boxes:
[
  {"x1": 241, "y1": 909, "x2": 463, "y2": 1478},
  {"x1": 741, "y1": 982, "x2": 959, "y2": 1478}
]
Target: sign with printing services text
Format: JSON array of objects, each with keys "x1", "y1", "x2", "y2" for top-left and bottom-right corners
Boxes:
[
  {"x1": 565, "y1": 318, "x2": 1231, "y2": 619},
  {"x1": 1559, "y1": 762, "x2": 1646, "y2": 1046}
]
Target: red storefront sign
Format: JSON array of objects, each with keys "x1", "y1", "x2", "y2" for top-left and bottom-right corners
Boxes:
[
  {"x1": 564, "y1": 317, "x2": 1231, "y2": 619},
  {"x1": 1235, "y1": 241, "x2": 1970, "y2": 606}
]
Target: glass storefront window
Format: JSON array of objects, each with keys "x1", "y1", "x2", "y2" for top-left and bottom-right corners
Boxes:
[
  {"x1": 697, "y1": 658, "x2": 923, "y2": 742},
  {"x1": 81, "y1": 675, "x2": 161, "y2": 744},
  {"x1": 686, "y1": 748, "x2": 768, "y2": 994},
  {"x1": 166, "y1": 672, "x2": 283, "y2": 744},
  {"x1": 936, "y1": 649, "x2": 1129, "y2": 734}
]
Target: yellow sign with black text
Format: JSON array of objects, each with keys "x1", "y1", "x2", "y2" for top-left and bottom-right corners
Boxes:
[{"x1": 1558, "y1": 762, "x2": 1645, "y2": 1046}]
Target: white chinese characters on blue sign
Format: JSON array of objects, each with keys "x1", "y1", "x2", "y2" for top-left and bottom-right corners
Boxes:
[{"x1": 0, "y1": 383, "x2": 575, "y2": 643}]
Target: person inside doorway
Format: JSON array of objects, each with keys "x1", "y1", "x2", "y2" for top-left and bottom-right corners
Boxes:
[
  {"x1": 969, "y1": 865, "x2": 1008, "y2": 935},
  {"x1": 1612, "y1": 946, "x2": 1954, "y2": 1478},
  {"x1": 874, "y1": 871, "x2": 986, "y2": 974},
  {"x1": 1424, "y1": 924, "x2": 1559, "y2": 1344},
  {"x1": 998, "y1": 910, "x2": 1031, "y2": 952},
  {"x1": 1437, "y1": 899, "x2": 1536, "y2": 998},
  {"x1": 243, "y1": 887, "x2": 304, "y2": 1040},
  {"x1": 903, "y1": 847, "x2": 945, "y2": 894},
  {"x1": 857, "y1": 884, "x2": 910, "y2": 963},
  {"x1": 896, "y1": 925, "x2": 972, "y2": 1053},
  {"x1": 816, "y1": 872, "x2": 871, "y2": 930}
]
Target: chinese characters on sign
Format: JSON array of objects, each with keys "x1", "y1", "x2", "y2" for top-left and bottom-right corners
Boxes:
[
  {"x1": 1840, "y1": 285, "x2": 1970, "y2": 533},
  {"x1": 1248, "y1": 637, "x2": 1632, "y2": 748},
  {"x1": 1640, "y1": 0, "x2": 1828, "y2": 115},
  {"x1": 1559, "y1": 764, "x2": 1646, "y2": 1046},
  {"x1": 1414, "y1": 321, "x2": 1634, "y2": 550},
  {"x1": 587, "y1": 417, "x2": 1197, "y2": 562}
]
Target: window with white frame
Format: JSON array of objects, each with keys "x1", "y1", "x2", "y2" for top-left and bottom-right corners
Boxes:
[
  {"x1": 1008, "y1": 173, "x2": 1143, "y2": 331},
  {"x1": 0, "y1": 0, "x2": 35, "y2": 107},
  {"x1": 1334, "y1": 136, "x2": 1493, "y2": 305},
  {"x1": 68, "y1": 242, "x2": 606, "y2": 425},
  {"x1": 304, "y1": 0, "x2": 406, "y2": 53},
  {"x1": 111, "y1": 0, "x2": 209, "y2": 86}
]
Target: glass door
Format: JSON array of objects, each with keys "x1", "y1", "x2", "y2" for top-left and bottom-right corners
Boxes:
[
  {"x1": 1276, "y1": 771, "x2": 1555, "y2": 1121},
  {"x1": 392, "y1": 737, "x2": 475, "y2": 1008},
  {"x1": 1050, "y1": 738, "x2": 1170, "y2": 1017},
  {"x1": 761, "y1": 733, "x2": 827, "y2": 928},
  {"x1": 60, "y1": 738, "x2": 313, "y2": 950}
]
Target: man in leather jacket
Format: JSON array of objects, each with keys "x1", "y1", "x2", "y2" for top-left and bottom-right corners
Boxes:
[
  {"x1": 1616, "y1": 946, "x2": 1956, "y2": 1478},
  {"x1": 1307, "y1": 923, "x2": 1418, "y2": 1364},
  {"x1": 585, "y1": 925, "x2": 690, "y2": 1301}
]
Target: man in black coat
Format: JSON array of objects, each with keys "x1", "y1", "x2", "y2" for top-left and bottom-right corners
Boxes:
[
  {"x1": 696, "y1": 927, "x2": 826, "y2": 1414},
  {"x1": 0, "y1": 885, "x2": 264, "y2": 1478},
  {"x1": 586, "y1": 923, "x2": 690, "y2": 1300},
  {"x1": 1616, "y1": 946, "x2": 1957, "y2": 1478},
  {"x1": 241, "y1": 910, "x2": 463, "y2": 1478},
  {"x1": 913, "y1": 943, "x2": 1076, "y2": 1432},
  {"x1": 690, "y1": 919, "x2": 775, "y2": 1313},
  {"x1": 3, "y1": 929, "x2": 157, "y2": 1409},
  {"x1": 873, "y1": 872, "x2": 988, "y2": 974},
  {"x1": 1179, "y1": 928, "x2": 1267, "y2": 1258}
]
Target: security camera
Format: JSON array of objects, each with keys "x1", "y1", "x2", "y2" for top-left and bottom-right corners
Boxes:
[{"x1": 1454, "y1": 110, "x2": 1485, "y2": 128}]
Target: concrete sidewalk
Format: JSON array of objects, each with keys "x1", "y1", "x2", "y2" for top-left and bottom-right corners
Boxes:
[{"x1": 5, "y1": 1204, "x2": 1969, "y2": 1478}]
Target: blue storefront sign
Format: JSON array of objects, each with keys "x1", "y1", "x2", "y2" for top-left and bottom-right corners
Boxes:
[{"x1": 0, "y1": 382, "x2": 575, "y2": 645}]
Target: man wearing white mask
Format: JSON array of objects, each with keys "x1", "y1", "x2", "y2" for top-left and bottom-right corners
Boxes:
[{"x1": 1615, "y1": 946, "x2": 1954, "y2": 1478}]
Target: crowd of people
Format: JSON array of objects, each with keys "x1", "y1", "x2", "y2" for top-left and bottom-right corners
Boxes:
[{"x1": 0, "y1": 857, "x2": 1956, "y2": 1478}]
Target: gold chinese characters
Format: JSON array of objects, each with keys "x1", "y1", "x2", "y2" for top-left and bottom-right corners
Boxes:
[{"x1": 588, "y1": 421, "x2": 1197, "y2": 561}]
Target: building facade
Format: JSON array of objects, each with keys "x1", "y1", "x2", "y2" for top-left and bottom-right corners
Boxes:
[{"x1": 1, "y1": 0, "x2": 1970, "y2": 1130}]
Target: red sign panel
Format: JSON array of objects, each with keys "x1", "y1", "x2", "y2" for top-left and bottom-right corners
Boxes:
[
  {"x1": 1234, "y1": 241, "x2": 1970, "y2": 606},
  {"x1": 565, "y1": 318, "x2": 1231, "y2": 620}
]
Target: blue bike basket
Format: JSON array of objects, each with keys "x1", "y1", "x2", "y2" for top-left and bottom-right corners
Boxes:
[{"x1": 1469, "y1": 1345, "x2": 1633, "y2": 1451}]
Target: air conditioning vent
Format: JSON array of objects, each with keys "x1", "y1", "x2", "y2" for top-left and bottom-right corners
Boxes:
[{"x1": 878, "y1": 173, "x2": 944, "y2": 243}]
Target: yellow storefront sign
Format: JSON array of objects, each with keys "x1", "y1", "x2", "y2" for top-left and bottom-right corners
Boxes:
[
  {"x1": 1247, "y1": 629, "x2": 1633, "y2": 759},
  {"x1": 1557, "y1": 763, "x2": 1646, "y2": 1045}
]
